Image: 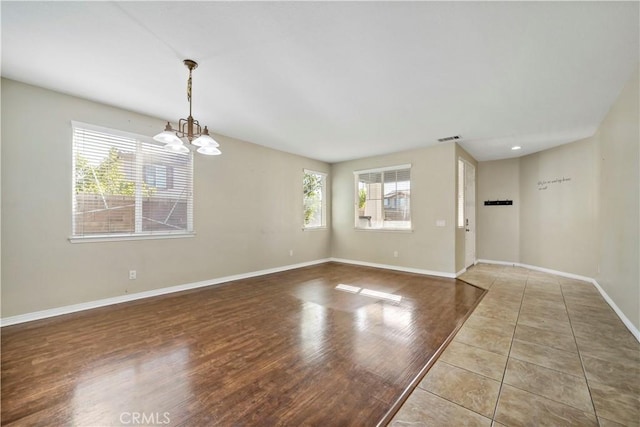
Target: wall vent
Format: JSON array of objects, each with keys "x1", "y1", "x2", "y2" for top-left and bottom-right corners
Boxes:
[{"x1": 437, "y1": 135, "x2": 462, "y2": 142}]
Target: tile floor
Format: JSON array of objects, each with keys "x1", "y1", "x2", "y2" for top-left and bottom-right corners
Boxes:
[{"x1": 390, "y1": 263, "x2": 640, "y2": 427}]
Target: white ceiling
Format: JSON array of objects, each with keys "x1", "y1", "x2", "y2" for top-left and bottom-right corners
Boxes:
[{"x1": 2, "y1": 1, "x2": 638, "y2": 163}]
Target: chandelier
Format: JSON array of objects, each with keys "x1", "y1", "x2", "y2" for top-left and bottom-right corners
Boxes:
[{"x1": 153, "y1": 59, "x2": 221, "y2": 156}]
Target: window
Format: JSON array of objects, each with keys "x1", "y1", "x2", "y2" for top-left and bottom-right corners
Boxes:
[
  {"x1": 458, "y1": 158, "x2": 465, "y2": 228},
  {"x1": 72, "y1": 122, "x2": 193, "y2": 239},
  {"x1": 355, "y1": 164, "x2": 411, "y2": 230},
  {"x1": 303, "y1": 170, "x2": 327, "y2": 229}
]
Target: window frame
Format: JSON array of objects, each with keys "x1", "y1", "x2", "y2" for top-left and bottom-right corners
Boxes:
[
  {"x1": 302, "y1": 169, "x2": 328, "y2": 230},
  {"x1": 458, "y1": 158, "x2": 465, "y2": 228},
  {"x1": 353, "y1": 164, "x2": 412, "y2": 232},
  {"x1": 69, "y1": 121, "x2": 194, "y2": 243}
]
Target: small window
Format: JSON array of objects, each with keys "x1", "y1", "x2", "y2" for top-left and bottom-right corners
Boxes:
[
  {"x1": 303, "y1": 170, "x2": 327, "y2": 229},
  {"x1": 458, "y1": 159, "x2": 465, "y2": 228},
  {"x1": 72, "y1": 122, "x2": 193, "y2": 239},
  {"x1": 354, "y1": 164, "x2": 411, "y2": 230}
]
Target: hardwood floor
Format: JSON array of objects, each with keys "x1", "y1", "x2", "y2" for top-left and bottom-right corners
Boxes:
[{"x1": 1, "y1": 262, "x2": 485, "y2": 426}]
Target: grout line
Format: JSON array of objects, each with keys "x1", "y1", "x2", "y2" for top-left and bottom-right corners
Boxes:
[
  {"x1": 561, "y1": 283, "x2": 602, "y2": 426},
  {"x1": 489, "y1": 271, "x2": 528, "y2": 423},
  {"x1": 506, "y1": 351, "x2": 586, "y2": 379},
  {"x1": 420, "y1": 390, "x2": 493, "y2": 422},
  {"x1": 451, "y1": 328, "x2": 514, "y2": 358},
  {"x1": 434, "y1": 360, "x2": 505, "y2": 383},
  {"x1": 501, "y1": 382, "x2": 600, "y2": 415}
]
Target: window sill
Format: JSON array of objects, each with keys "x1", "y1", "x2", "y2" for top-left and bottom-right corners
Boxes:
[
  {"x1": 302, "y1": 226, "x2": 328, "y2": 231},
  {"x1": 69, "y1": 232, "x2": 195, "y2": 244},
  {"x1": 354, "y1": 228, "x2": 413, "y2": 233}
]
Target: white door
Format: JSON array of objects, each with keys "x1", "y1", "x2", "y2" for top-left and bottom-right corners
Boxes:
[{"x1": 464, "y1": 162, "x2": 476, "y2": 268}]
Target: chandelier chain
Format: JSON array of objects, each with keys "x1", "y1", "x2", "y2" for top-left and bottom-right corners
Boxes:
[{"x1": 187, "y1": 69, "x2": 193, "y2": 116}]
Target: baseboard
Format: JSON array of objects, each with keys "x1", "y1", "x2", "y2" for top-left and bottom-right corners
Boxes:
[
  {"x1": 476, "y1": 259, "x2": 520, "y2": 267},
  {"x1": 456, "y1": 268, "x2": 467, "y2": 277},
  {"x1": 475, "y1": 259, "x2": 640, "y2": 342},
  {"x1": 518, "y1": 262, "x2": 595, "y2": 283},
  {"x1": 1, "y1": 258, "x2": 331, "y2": 327},
  {"x1": 329, "y1": 257, "x2": 456, "y2": 278},
  {"x1": 591, "y1": 279, "x2": 640, "y2": 342}
]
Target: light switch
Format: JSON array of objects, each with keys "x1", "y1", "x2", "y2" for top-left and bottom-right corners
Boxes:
[{"x1": 436, "y1": 220, "x2": 446, "y2": 227}]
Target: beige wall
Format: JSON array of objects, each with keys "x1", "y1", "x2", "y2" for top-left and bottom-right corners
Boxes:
[
  {"x1": 479, "y1": 139, "x2": 599, "y2": 276},
  {"x1": 455, "y1": 145, "x2": 478, "y2": 273},
  {"x1": 595, "y1": 66, "x2": 639, "y2": 329},
  {"x1": 477, "y1": 158, "x2": 520, "y2": 263},
  {"x1": 1, "y1": 78, "x2": 331, "y2": 317},
  {"x1": 331, "y1": 143, "x2": 457, "y2": 275},
  {"x1": 475, "y1": 67, "x2": 639, "y2": 329},
  {"x1": 519, "y1": 138, "x2": 599, "y2": 277}
]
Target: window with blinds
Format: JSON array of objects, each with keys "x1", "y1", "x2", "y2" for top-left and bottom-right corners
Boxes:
[
  {"x1": 72, "y1": 122, "x2": 193, "y2": 239},
  {"x1": 303, "y1": 169, "x2": 327, "y2": 229},
  {"x1": 354, "y1": 164, "x2": 411, "y2": 230}
]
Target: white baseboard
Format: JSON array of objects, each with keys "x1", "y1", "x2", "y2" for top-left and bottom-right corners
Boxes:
[
  {"x1": 456, "y1": 268, "x2": 467, "y2": 277},
  {"x1": 474, "y1": 259, "x2": 640, "y2": 342},
  {"x1": 1, "y1": 258, "x2": 331, "y2": 327},
  {"x1": 591, "y1": 280, "x2": 640, "y2": 342},
  {"x1": 329, "y1": 257, "x2": 456, "y2": 278},
  {"x1": 476, "y1": 259, "x2": 520, "y2": 267}
]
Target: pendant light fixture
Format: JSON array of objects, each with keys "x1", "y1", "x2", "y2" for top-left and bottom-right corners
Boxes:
[{"x1": 154, "y1": 59, "x2": 221, "y2": 156}]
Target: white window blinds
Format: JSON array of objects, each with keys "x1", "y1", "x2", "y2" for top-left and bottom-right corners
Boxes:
[
  {"x1": 355, "y1": 165, "x2": 411, "y2": 230},
  {"x1": 72, "y1": 123, "x2": 193, "y2": 238}
]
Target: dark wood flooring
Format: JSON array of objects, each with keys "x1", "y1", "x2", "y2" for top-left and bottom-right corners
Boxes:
[{"x1": 1, "y1": 262, "x2": 485, "y2": 426}]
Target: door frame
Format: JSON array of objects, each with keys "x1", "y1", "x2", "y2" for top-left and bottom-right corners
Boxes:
[{"x1": 460, "y1": 158, "x2": 476, "y2": 268}]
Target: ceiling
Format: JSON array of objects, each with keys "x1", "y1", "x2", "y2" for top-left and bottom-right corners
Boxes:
[{"x1": 2, "y1": 2, "x2": 638, "y2": 163}]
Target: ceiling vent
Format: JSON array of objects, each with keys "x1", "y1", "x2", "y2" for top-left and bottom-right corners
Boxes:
[{"x1": 437, "y1": 135, "x2": 462, "y2": 143}]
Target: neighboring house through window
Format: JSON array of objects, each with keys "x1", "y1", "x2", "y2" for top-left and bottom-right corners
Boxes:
[
  {"x1": 144, "y1": 164, "x2": 174, "y2": 190},
  {"x1": 355, "y1": 164, "x2": 411, "y2": 230},
  {"x1": 71, "y1": 122, "x2": 193, "y2": 240}
]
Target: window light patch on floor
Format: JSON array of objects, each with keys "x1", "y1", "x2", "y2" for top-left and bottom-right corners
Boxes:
[
  {"x1": 359, "y1": 288, "x2": 402, "y2": 302},
  {"x1": 335, "y1": 284, "x2": 361, "y2": 293}
]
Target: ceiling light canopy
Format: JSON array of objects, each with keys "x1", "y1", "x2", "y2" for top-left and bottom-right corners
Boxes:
[{"x1": 154, "y1": 59, "x2": 221, "y2": 156}]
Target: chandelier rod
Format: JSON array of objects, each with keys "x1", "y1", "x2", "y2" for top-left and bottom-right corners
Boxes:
[{"x1": 186, "y1": 61, "x2": 194, "y2": 117}]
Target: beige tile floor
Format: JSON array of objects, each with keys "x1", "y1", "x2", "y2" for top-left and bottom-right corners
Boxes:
[{"x1": 391, "y1": 263, "x2": 640, "y2": 427}]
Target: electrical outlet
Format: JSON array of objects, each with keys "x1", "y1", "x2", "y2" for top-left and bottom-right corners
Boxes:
[
  {"x1": 129, "y1": 270, "x2": 137, "y2": 280},
  {"x1": 393, "y1": 250, "x2": 399, "y2": 258},
  {"x1": 289, "y1": 249, "x2": 294, "y2": 257}
]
